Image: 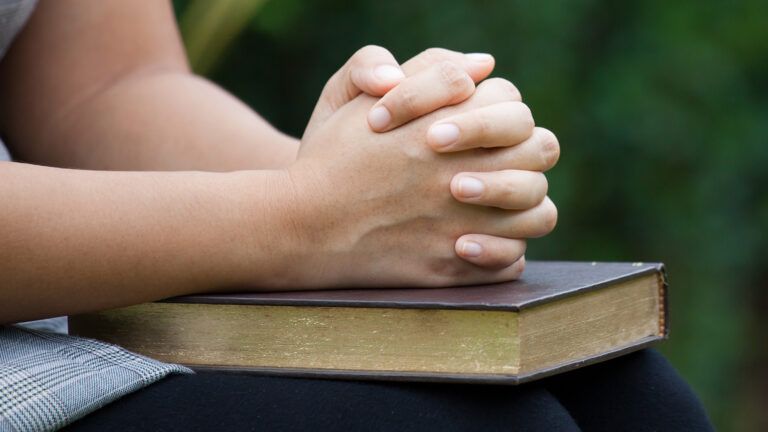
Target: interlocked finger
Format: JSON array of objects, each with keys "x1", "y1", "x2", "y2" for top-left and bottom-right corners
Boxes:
[
  {"x1": 427, "y1": 101, "x2": 535, "y2": 152},
  {"x1": 400, "y1": 48, "x2": 495, "y2": 84},
  {"x1": 472, "y1": 196, "x2": 558, "y2": 239},
  {"x1": 368, "y1": 62, "x2": 475, "y2": 132},
  {"x1": 450, "y1": 170, "x2": 548, "y2": 210},
  {"x1": 454, "y1": 235, "x2": 526, "y2": 269}
]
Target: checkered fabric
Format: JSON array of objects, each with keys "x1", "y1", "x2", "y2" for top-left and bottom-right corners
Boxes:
[{"x1": 0, "y1": 325, "x2": 192, "y2": 431}]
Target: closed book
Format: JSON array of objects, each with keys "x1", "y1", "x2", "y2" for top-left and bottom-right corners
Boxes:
[{"x1": 69, "y1": 261, "x2": 668, "y2": 384}]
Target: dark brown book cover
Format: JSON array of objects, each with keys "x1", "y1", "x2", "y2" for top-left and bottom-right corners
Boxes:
[
  {"x1": 71, "y1": 261, "x2": 668, "y2": 384},
  {"x1": 170, "y1": 261, "x2": 668, "y2": 314}
]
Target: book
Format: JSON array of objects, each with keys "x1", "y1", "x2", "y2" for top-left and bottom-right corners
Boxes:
[{"x1": 69, "y1": 261, "x2": 668, "y2": 384}]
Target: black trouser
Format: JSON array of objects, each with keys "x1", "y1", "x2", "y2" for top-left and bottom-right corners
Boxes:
[{"x1": 64, "y1": 349, "x2": 713, "y2": 431}]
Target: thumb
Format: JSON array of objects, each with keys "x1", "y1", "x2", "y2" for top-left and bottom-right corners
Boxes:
[{"x1": 304, "y1": 45, "x2": 403, "y2": 139}]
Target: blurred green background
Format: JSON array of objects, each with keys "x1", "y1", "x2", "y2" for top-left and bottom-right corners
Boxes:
[{"x1": 173, "y1": 0, "x2": 767, "y2": 430}]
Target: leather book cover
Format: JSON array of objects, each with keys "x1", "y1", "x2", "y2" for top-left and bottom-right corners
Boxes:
[
  {"x1": 169, "y1": 261, "x2": 668, "y2": 315},
  {"x1": 73, "y1": 261, "x2": 668, "y2": 384}
]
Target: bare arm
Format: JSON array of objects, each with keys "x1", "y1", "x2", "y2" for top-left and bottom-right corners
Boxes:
[
  {"x1": 0, "y1": 1, "x2": 558, "y2": 323},
  {"x1": 0, "y1": 0, "x2": 298, "y2": 171},
  {"x1": 0, "y1": 163, "x2": 299, "y2": 323}
]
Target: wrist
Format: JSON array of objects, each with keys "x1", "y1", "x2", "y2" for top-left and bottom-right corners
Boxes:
[{"x1": 218, "y1": 169, "x2": 314, "y2": 290}]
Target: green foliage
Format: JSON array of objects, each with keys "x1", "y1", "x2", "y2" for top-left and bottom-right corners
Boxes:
[
  {"x1": 175, "y1": 1, "x2": 768, "y2": 429},
  {"x1": 176, "y1": 0, "x2": 267, "y2": 74}
]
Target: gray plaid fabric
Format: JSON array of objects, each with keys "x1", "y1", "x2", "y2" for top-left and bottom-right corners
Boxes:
[
  {"x1": 0, "y1": 325, "x2": 192, "y2": 431},
  {"x1": 14, "y1": 318, "x2": 67, "y2": 335},
  {"x1": 2, "y1": 3, "x2": 193, "y2": 427}
]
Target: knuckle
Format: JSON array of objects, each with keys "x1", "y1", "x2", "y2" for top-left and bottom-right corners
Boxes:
[
  {"x1": 502, "y1": 172, "x2": 545, "y2": 208},
  {"x1": 516, "y1": 239, "x2": 528, "y2": 257},
  {"x1": 397, "y1": 88, "x2": 420, "y2": 116},
  {"x1": 501, "y1": 175, "x2": 522, "y2": 203},
  {"x1": 493, "y1": 186, "x2": 512, "y2": 208},
  {"x1": 538, "y1": 173, "x2": 550, "y2": 199},
  {"x1": 512, "y1": 256, "x2": 526, "y2": 278},
  {"x1": 537, "y1": 128, "x2": 561, "y2": 169},
  {"x1": 539, "y1": 198, "x2": 558, "y2": 234},
  {"x1": 514, "y1": 102, "x2": 535, "y2": 132},
  {"x1": 426, "y1": 255, "x2": 472, "y2": 284},
  {"x1": 470, "y1": 109, "x2": 492, "y2": 141},
  {"x1": 436, "y1": 61, "x2": 473, "y2": 95},
  {"x1": 521, "y1": 172, "x2": 548, "y2": 207},
  {"x1": 481, "y1": 78, "x2": 522, "y2": 101}
]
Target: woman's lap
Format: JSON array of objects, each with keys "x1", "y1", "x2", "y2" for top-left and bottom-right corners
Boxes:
[
  {"x1": 546, "y1": 349, "x2": 713, "y2": 431},
  {"x1": 63, "y1": 349, "x2": 712, "y2": 432}
]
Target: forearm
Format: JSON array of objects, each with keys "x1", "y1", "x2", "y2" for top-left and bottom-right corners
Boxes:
[
  {"x1": 0, "y1": 161, "x2": 294, "y2": 323},
  {"x1": 5, "y1": 70, "x2": 299, "y2": 171}
]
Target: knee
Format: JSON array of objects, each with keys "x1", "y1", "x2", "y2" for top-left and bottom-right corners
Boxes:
[{"x1": 608, "y1": 349, "x2": 715, "y2": 430}]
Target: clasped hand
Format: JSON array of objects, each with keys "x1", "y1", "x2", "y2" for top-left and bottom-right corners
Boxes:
[{"x1": 284, "y1": 47, "x2": 559, "y2": 288}]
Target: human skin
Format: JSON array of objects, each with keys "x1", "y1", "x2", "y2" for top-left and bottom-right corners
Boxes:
[
  {"x1": 0, "y1": 1, "x2": 559, "y2": 323},
  {"x1": 291, "y1": 74, "x2": 557, "y2": 288}
]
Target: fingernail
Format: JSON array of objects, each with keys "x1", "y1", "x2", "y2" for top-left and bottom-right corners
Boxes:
[
  {"x1": 368, "y1": 106, "x2": 391, "y2": 130},
  {"x1": 465, "y1": 53, "x2": 494, "y2": 63},
  {"x1": 428, "y1": 123, "x2": 460, "y2": 148},
  {"x1": 460, "y1": 240, "x2": 483, "y2": 258},
  {"x1": 374, "y1": 64, "x2": 405, "y2": 83},
  {"x1": 457, "y1": 177, "x2": 484, "y2": 198}
]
